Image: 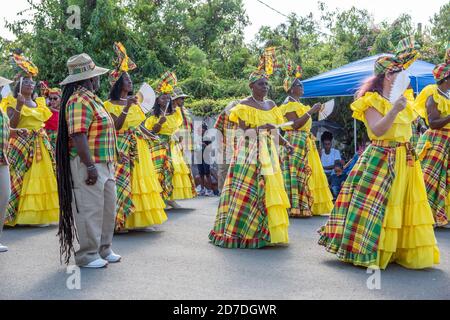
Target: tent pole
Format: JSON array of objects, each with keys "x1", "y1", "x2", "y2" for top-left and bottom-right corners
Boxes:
[{"x1": 354, "y1": 118, "x2": 357, "y2": 154}]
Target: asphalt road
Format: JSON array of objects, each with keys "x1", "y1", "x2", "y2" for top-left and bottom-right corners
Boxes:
[{"x1": 0, "y1": 197, "x2": 449, "y2": 300}]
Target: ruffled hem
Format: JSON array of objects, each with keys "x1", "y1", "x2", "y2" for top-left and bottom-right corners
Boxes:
[
  {"x1": 18, "y1": 193, "x2": 59, "y2": 211},
  {"x1": 267, "y1": 205, "x2": 289, "y2": 244},
  {"x1": 289, "y1": 208, "x2": 313, "y2": 218},
  {"x1": 351, "y1": 91, "x2": 415, "y2": 124},
  {"x1": 171, "y1": 187, "x2": 195, "y2": 200},
  {"x1": 132, "y1": 192, "x2": 166, "y2": 212},
  {"x1": 125, "y1": 209, "x2": 168, "y2": 229},
  {"x1": 6, "y1": 208, "x2": 59, "y2": 226},
  {"x1": 208, "y1": 230, "x2": 270, "y2": 249}
]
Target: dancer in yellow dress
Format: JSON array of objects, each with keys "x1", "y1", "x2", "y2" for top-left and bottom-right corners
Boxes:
[
  {"x1": 1, "y1": 53, "x2": 59, "y2": 226},
  {"x1": 279, "y1": 62, "x2": 333, "y2": 217},
  {"x1": 415, "y1": 44, "x2": 450, "y2": 228},
  {"x1": 145, "y1": 71, "x2": 197, "y2": 205},
  {"x1": 319, "y1": 37, "x2": 439, "y2": 269},
  {"x1": 209, "y1": 69, "x2": 292, "y2": 248},
  {"x1": 105, "y1": 42, "x2": 167, "y2": 231}
]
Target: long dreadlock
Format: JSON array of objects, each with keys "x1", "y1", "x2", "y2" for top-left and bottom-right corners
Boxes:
[{"x1": 56, "y1": 81, "x2": 82, "y2": 265}]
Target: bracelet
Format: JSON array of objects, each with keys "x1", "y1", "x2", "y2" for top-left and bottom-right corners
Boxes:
[
  {"x1": 86, "y1": 164, "x2": 96, "y2": 171},
  {"x1": 122, "y1": 110, "x2": 128, "y2": 115},
  {"x1": 305, "y1": 112, "x2": 312, "y2": 118}
]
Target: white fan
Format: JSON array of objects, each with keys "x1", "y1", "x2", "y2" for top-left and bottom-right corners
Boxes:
[
  {"x1": 389, "y1": 71, "x2": 411, "y2": 104},
  {"x1": 319, "y1": 99, "x2": 335, "y2": 121},
  {"x1": 136, "y1": 83, "x2": 156, "y2": 114}
]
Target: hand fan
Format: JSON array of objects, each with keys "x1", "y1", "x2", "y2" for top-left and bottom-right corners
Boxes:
[
  {"x1": 319, "y1": 99, "x2": 335, "y2": 121},
  {"x1": 389, "y1": 71, "x2": 410, "y2": 104},
  {"x1": 137, "y1": 83, "x2": 156, "y2": 114}
]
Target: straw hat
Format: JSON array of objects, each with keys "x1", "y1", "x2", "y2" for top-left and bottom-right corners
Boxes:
[
  {"x1": 0, "y1": 76, "x2": 13, "y2": 87},
  {"x1": 171, "y1": 87, "x2": 189, "y2": 100},
  {"x1": 60, "y1": 53, "x2": 109, "y2": 86}
]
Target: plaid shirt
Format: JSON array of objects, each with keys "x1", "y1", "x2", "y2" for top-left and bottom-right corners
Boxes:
[
  {"x1": 0, "y1": 108, "x2": 9, "y2": 165},
  {"x1": 67, "y1": 87, "x2": 117, "y2": 162}
]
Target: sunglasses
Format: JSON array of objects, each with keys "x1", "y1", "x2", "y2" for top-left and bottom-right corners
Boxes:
[{"x1": 49, "y1": 97, "x2": 59, "y2": 101}]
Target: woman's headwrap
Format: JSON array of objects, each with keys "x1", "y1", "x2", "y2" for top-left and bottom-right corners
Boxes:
[
  {"x1": 433, "y1": 44, "x2": 450, "y2": 82},
  {"x1": 283, "y1": 60, "x2": 303, "y2": 92},
  {"x1": 249, "y1": 47, "x2": 282, "y2": 84},
  {"x1": 109, "y1": 42, "x2": 137, "y2": 86},
  {"x1": 374, "y1": 36, "x2": 420, "y2": 75},
  {"x1": 39, "y1": 81, "x2": 61, "y2": 97},
  {"x1": 11, "y1": 51, "x2": 39, "y2": 78},
  {"x1": 156, "y1": 71, "x2": 177, "y2": 95}
]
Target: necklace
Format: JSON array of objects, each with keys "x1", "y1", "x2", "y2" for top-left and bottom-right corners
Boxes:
[
  {"x1": 251, "y1": 95, "x2": 265, "y2": 107},
  {"x1": 437, "y1": 87, "x2": 449, "y2": 99},
  {"x1": 288, "y1": 95, "x2": 300, "y2": 103},
  {"x1": 119, "y1": 97, "x2": 127, "y2": 101}
]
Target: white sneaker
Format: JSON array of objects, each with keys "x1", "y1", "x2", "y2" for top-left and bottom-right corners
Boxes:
[
  {"x1": 195, "y1": 185, "x2": 202, "y2": 193},
  {"x1": 205, "y1": 189, "x2": 214, "y2": 197},
  {"x1": 104, "y1": 252, "x2": 122, "y2": 263},
  {"x1": 81, "y1": 258, "x2": 108, "y2": 269},
  {"x1": 0, "y1": 243, "x2": 8, "y2": 253},
  {"x1": 441, "y1": 223, "x2": 450, "y2": 229}
]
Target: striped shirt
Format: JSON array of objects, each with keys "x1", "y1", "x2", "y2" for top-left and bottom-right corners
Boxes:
[{"x1": 66, "y1": 87, "x2": 117, "y2": 163}]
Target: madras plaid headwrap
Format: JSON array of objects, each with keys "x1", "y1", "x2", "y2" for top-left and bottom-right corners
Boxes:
[
  {"x1": 11, "y1": 52, "x2": 39, "y2": 77},
  {"x1": 66, "y1": 87, "x2": 117, "y2": 163},
  {"x1": 375, "y1": 36, "x2": 420, "y2": 75},
  {"x1": 283, "y1": 60, "x2": 303, "y2": 92},
  {"x1": 416, "y1": 129, "x2": 450, "y2": 227},
  {"x1": 6, "y1": 128, "x2": 54, "y2": 222},
  {"x1": 280, "y1": 131, "x2": 313, "y2": 217},
  {"x1": 249, "y1": 69, "x2": 268, "y2": 84},
  {"x1": 109, "y1": 42, "x2": 137, "y2": 86},
  {"x1": 318, "y1": 141, "x2": 399, "y2": 266},
  {"x1": 209, "y1": 134, "x2": 283, "y2": 248},
  {"x1": 0, "y1": 109, "x2": 10, "y2": 165},
  {"x1": 156, "y1": 71, "x2": 177, "y2": 94}
]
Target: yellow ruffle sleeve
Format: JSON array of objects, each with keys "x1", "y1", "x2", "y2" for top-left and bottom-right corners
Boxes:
[
  {"x1": 414, "y1": 85, "x2": 450, "y2": 126},
  {"x1": 104, "y1": 101, "x2": 145, "y2": 130},
  {"x1": 351, "y1": 91, "x2": 415, "y2": 124},
  {"x1": 279, "y1": 101, "x2": 312, "y2": 131},
  {"x1": 229, "y1": 103, "x2": 284, "y2": 128},
  {"x1": 145, "y1": 108, "x2": 183, "y2": 135}
]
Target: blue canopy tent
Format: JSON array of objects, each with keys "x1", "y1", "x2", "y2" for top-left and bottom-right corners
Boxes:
[
  {"x1": 302, "y1": 53, "x2": 436, "y2": 98},
  {"x1": 301, "y1": 54, "x2": 436, "y2": 153}
]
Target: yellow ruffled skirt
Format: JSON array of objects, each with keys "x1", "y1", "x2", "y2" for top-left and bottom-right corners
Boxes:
[
  {"x1": 170, "y1": 141, "x2": 196, "y2": 200},
  {"x1": 261, "y1": 138, "x2": 290, "y2": 244},
  {"x1": 307, "y1": 140, "x2": 333, "y2": 215},
  {"x1": 125, "y1": 138, "x2": 167, "y2": 229},
  {"x1": 8, "y1": 138, "x2": 59, "y2": 226},
  {"x1": 377, "y1": 147, "x2": 440, "y2": 269}
]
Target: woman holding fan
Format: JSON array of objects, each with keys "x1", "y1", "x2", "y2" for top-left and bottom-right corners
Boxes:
[
  {"x1": 279, "y1": 62, "x2": 333, "y2": 217},
  {"x1": 104, "y1": 42, "x2": 167, "y2": 231},
  {"x1": 318, "y1": 37, "x2": 439, "y2": 269}
]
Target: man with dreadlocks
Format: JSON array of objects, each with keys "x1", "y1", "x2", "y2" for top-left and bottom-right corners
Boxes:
[
  {"x1": 318, "y1": 37, "x2": 440, "y2": 269},
  {"x1": 415, "y1": 44, "x2": 450, "y2": 229},
  {"x1": 57, "y1": 53, "x2": 121, "y2": 268},
  {"x1": 1, "y1": 52, "x2": 59, "y2": 227}
]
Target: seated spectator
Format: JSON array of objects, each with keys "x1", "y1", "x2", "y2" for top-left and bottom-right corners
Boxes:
[
  {"x1": 329, "y1": 161, "x2": 347, "y2": 199},
  {"x1": 320, "y1": 131, "x2": 343, "y2": 177}
]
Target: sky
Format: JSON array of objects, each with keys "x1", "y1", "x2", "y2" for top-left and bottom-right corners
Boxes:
[{"x1": 0, "y1": 0, "x2": 448, "y2": 42}]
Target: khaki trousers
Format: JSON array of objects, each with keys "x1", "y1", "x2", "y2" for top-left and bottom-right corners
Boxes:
[
  {"x1": 0, "y1": 165, "x2": 11, "y2": 240},
  {"x1": 70, "y1": 157, "x2": 117, "y2": 266}
]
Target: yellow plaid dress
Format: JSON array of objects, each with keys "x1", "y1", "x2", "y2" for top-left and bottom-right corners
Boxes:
[
  {"x1": 0, "y1": 95, "x2": 59, "y2": 226},
  {"x1": 415, "y1": 84, "x2": 450, "y2": 227},
  {"x1": 145, "y1": 108, "x2": 197, "y2": 200},
  {"x1": 279, "y1": 101, "x2": 333, "y2": 217},
  {"x1": 104, "y1": 101, "x2": 167, "y2": 230},
  {"x1": 319, "y1": 92, "x2": 439, "y2": 269},
  {"x1": 209, "y1": 104, "x2": 290, "y2": 248}
]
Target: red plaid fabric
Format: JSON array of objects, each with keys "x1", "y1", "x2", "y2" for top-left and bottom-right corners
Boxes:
[{"x1": 66, "y1": 87, "x2": 117, "y2": 163}]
